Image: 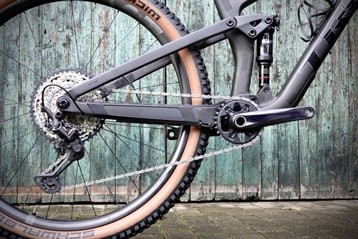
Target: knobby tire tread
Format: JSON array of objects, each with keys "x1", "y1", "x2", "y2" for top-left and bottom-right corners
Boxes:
[
  {"x1": 112, "y1": 2, "x2": 212, "y2": 236},
  {"x1": 0, "y1": 0, "x2": 211, "y2": 238}
]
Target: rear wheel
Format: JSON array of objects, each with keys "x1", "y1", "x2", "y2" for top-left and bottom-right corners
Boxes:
[{"x1": 0, "y1": 0, "x2": 210, "y2": 238}]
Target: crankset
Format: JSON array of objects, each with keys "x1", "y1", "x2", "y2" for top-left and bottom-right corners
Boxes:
[
  {"x1": 231, "y1": 106, "x2": 315, "y2": 129},
  {"x1": 216, "y1": 99, "x2": 315, "y2": 144}
]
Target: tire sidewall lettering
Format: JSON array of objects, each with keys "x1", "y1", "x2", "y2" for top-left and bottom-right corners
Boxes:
[
  {"x1": 0, "y1": 213, "x2": 95, "y2": 239},
  {"x1": 125, "y1": 0, "x2": 161, "y2": 21}
]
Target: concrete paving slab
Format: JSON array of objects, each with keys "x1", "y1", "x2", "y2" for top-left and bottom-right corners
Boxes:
[
  {"x1": 1, "y1": 200, "x2": 357, "y2": 238},
  {"x1": 141, "y1": 200, "x2": 358, "y2": 239}
]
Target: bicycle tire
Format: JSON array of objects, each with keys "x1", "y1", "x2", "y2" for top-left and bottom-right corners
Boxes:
[{"x1": 0, "y1": 0, "x2": 210, "y2": 238}]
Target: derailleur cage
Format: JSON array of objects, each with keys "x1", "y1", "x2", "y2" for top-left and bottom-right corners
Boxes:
[
  {"x1": 34, "y1": 107, "x2": 85, "y2": 194},
  {"x1": 34, "y1": 140, "x2": 85, "y2": 194}
]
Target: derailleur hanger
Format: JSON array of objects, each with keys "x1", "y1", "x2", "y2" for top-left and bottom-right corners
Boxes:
[{"x1": 41, "y1": 106, "x2": 78, "y2": 142}]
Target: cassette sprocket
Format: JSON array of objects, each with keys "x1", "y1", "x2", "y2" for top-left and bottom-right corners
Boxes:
[{"x1": 31, "y1": 70, "x2": 104, "y2": 142}]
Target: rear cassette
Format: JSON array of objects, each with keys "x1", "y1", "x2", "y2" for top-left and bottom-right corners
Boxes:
[{"x1": 31, "y1": 70, "x2": 104, "y2": 142}]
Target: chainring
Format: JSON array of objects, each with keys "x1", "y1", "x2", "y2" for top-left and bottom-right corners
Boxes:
[
  {"x1": 216, "y1": 99, "x2": 262, "y2": 145},
  {"x1": 31, "y1": 70, "x2": 104, "y2": 142}
]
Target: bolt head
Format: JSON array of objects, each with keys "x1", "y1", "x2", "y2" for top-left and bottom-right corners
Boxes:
[
  {"x1": 57, "y1": 97, "x2": 70, "y2": 109},
  {"x1": 265, "y1": 17, "x2": 273, "y2": 24},
  {"x1": 226, "y1": 19, "x2": 235, "y2": 27},
  {"x1": 248, "y1": 29, "x2": 257, "y2": 37}
]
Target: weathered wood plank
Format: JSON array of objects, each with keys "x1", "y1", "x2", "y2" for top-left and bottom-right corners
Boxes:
[
  {"x1": 167, "y1": 0, "x2": 219, "y2": 201},
  {"x1": 347, "y1": 16, "x2": 358, "y2": 198},
  {"x1": 178, "y1": 0, "x2": 358, "y2": 200},
  {"x1": 1, "y1": 0, "x2": 357, "y2": 202},
  {"x1": 330, "y1": 22, "x2": 355, "y2": 198}
]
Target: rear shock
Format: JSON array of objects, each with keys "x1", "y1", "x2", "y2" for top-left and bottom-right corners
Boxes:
[{"x1": 256, "y1": 16, "x2": 280, "y2": 89}]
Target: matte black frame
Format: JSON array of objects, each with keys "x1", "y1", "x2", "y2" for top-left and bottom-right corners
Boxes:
[
  {"x1": 60, "y1": 0, "x2": 358, "y2": 124},
  {"x1": 214, "y1": 0, "x2": 358, "y2": 109}
]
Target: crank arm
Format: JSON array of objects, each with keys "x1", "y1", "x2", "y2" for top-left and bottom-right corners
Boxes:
[{"x1": 232, "y1": 107, "x2": 315, "y2": 129}]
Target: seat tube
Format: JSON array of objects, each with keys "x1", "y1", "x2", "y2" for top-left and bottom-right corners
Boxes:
[
  {"x1": 214, "y1": 0, "x2": 258, "y2": 16},
  {"x1": 214, "y1": 0, "x2": 258, "y2": 96}
]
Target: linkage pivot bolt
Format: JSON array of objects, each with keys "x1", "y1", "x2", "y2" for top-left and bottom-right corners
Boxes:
[
  {"x1": 57, "y1": 97, "x2": 71, "y2": 109},
  {"x1": 265, "y1": 17, "x2": 273, "y2": 25},
  {"x1": 226, "y1": 18, "x2": 235, "y2": 27},
  {"x1": 248, "y1": 29, "x2": 257, "y2": 37}
]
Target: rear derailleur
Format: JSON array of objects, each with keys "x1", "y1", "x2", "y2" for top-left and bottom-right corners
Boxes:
[{"x1": 33, "y1": 106, "x2": 85, "y2": 194}]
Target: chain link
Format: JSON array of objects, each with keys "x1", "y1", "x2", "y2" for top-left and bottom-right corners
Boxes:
[
  {"x1": 61, "y1": 134, "x2": 261, "y2": 192},
  {"x1": 50, "y1": 89, "x2": 261, "y2": 192},
  {"x1": 111, "y1": 88, "x2": 253, "y2": 101},
  {"x1": 42, "y1": 155, "x2": 65, "y2": 175}
]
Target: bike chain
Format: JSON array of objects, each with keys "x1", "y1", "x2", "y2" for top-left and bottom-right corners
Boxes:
[
  {"x1": 61, "y1": 136, "x2": 260, "y2": 192},
  {"x1": 40, "y1": 89, "x2": 261, "y2": 192}
]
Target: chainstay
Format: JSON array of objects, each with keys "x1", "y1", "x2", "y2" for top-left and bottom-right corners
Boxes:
[{"x1": 46, "y1": 89, "x2": 261, "y2": 192}]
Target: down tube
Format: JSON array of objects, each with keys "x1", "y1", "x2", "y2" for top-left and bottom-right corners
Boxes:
[{"x1": 262, "y1": 0, "x2": 358, "y2": 110}]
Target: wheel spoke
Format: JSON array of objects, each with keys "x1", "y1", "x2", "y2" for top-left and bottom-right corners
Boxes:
[
  {"x1": 85, "y1": 9, "x2": 120, "y2": 70},
  {"x1": 0, "y1": 0, "x2": 207, "y2": 237},
  {"x1": 0, "y1": 134, "x2": 42, "y2": 196}
]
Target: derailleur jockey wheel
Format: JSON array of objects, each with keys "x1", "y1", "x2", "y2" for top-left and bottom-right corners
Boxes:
[{"x1": 216, "y1": 99, "x2": 262, "y2": 145}]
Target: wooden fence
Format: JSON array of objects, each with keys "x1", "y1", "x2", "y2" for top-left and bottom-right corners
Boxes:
[
  {"x1": 1, "y1": 0, "x2": 357, "y2": 201},
  {"x1": 165, "y1": 0, "x2": 358, "y2": 200}
]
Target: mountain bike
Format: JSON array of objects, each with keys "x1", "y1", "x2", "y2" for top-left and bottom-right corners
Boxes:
[{"x1": 0, "y1": 0, "x2": 357, "y2": 238}]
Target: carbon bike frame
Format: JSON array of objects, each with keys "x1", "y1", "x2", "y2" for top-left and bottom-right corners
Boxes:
[{"x1": 59, "y1": 0, "x2": 358, "y2": 126}]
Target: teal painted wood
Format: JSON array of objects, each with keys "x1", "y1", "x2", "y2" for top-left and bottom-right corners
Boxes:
[
  {"x1": 1, "y1": 0, "x2": 357, "y2": 201},
  {"x1": 167, "y1": 0, "x2": 358, "y2": 200}
]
